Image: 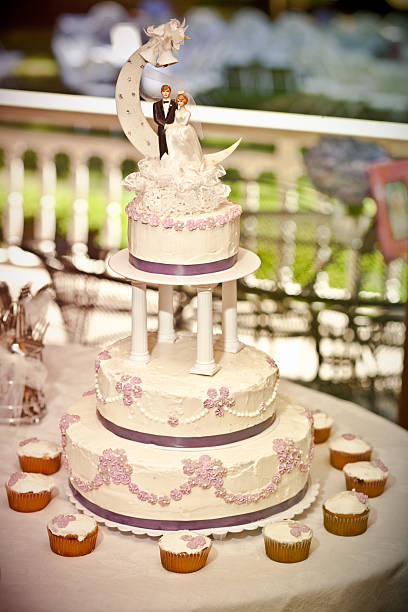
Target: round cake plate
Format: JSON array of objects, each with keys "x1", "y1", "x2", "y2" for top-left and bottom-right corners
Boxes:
[
  {"x1": 65, "y1": 478, "x2": 319, "y2": 539},
  {"x1": 108, "y1": 247, "x2": 261, "y2": 286}
]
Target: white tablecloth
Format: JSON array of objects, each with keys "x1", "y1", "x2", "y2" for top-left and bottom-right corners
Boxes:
[{"x1": 1, "y1": 345, "x2": 407, "y2": 612}]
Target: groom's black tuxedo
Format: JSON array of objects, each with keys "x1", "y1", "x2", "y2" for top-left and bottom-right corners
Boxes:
[{"x1": 153, "y1": 99, "x2": 177, "y2": 158}]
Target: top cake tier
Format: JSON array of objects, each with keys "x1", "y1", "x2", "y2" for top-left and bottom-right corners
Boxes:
[
  {"x1": 94, "y1": 334, "x2": 279, "y2": 447},
  {"x1": 126, "y1": 200, "x2": 241, "y2": 276}
]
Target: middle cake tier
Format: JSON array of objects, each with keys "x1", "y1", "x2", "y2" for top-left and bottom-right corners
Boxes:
[{"x1": 95, "y1": 333, "x2": 279, "y2": 446}]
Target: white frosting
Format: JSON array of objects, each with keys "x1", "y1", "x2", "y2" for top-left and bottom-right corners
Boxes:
[
  {"x1": 123, "y1": 159, "x2": 231, "y2": 215},
  {"x1": 324, "y1": 490, "x2": 369, "y2": 515},
  {"x1": 17, "y1": 439, "x2": 60, "y2": 459},
  {"x1": 47, "y1": 513, "x2": 97, "y2": 542},
  {"x1": 159, "y1": 531, "x2": 211, "y2": 554},
  {"x1": 329, "y1": 435, "x2": 371, "y2": 454},
  {"x1": 97, "y1": 334, "x2": 279, "y2": 438},
  {"x1": 312, "y1": 411, "x2": 333, "y2": 429},
  {"x1": 343, "y1": 461, "x2": 389, "y2": 480},
  {"x1": 65, "y1": 393, "x2": 312, "y2": 523},
  {"x1": 263, "y1": 520, "x2": 312, "y2": 543},
  {"x1": 7, "y1": 472, "x2": 54, "y2": 493},
  {"x1": 127, "y1": 202, "x2": 239, "y2": 266}
]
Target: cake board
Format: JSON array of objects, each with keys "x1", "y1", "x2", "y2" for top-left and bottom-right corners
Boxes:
[
  {"x1": 108, "y1": 247, "x2": 261, "y2": 286},
  {"x1": 66, "y1": 478, "x2": 319, "y2": 539}
]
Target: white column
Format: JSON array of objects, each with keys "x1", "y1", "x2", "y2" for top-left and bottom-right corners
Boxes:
[
  {"x1": 190, "y1": 284, "x2": 219, "y2": 376},
  {"x1": 158, "y1": 285, "x2": 176, "y2": 343},
  {"x1": 129, "y1": 282, "x2": 150, "y2": 364},
  {"x1": 222, "y1": 280, "x2": 243, "y2": 353}
]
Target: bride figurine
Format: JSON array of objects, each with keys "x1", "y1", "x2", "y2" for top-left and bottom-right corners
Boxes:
[{"x1": 164, "y1": 91, "x2": 203, "y2": 168}]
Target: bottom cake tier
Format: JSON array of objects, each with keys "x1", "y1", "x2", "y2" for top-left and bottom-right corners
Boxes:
[{"x1": 61, "y1": 394, "x2": 314, "y2": 530}]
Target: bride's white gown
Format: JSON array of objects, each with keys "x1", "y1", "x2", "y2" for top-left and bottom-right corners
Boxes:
[{"x1": 165, "y1": 108, "x2": 203, "y2": 168}]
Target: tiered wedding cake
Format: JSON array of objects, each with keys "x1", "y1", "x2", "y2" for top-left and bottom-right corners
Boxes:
[{"x1": 61, "y1": 20, "x2": 314, "y2": 531}]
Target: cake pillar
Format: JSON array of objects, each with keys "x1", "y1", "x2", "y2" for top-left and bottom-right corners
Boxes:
[
  {"x1": 190, "y1": 284, "x2": 219, "y2": 376},
  {"x1": 129, "y1": 281, "x2": 150, "y2": 364},
  {"x1": 158, "y1": 285, "x2": 176, "y2": 343},
  {"x1": 222, "y1": 280, "x2": 243, "y2": 353}
]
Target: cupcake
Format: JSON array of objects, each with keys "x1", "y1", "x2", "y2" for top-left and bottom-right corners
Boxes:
[
  {"x1": 343, "y1": 459, "x2": 389, "y2": 497},
  {"x1": 312, "y1": 410, "x2": 334, "y2": 444},
  {"x1": 329, "y1": 433, "x2": 372, "y2": 470},
  {"x1": 5, "y1": 472, "x2": 54, "y2": 512},
  {"x1": 323, "y1": 490, "x2": 369, "y2": 536},
  {"x1": 263, "y1": 520, "x2": 313, "y2": 563},
  {"x1": 158, "y1": 531, "x2": 212, "y2": 573},
  {"x1": 17, "y1": 437, "x2": 61, "y2": 475},
  {"x1": 47, "y1": 513, "x2": 98, "y2": 557}
]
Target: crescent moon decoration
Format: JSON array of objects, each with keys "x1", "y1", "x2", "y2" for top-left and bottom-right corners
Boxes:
[
  {"x1": 115, "y1": 53, "x2": 160, "y2": 159},
  {"x1": 204, "y1": 138, "x2": 242, "y2": 167}
]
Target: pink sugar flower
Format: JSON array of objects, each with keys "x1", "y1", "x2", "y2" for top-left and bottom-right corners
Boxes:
[
  {"x1": 131, "y1": 210, "x2": 141, "y2": 221},
  {"x1": 215, "y1": 405, "x2": 225, "y2": 417},
  {"x1": 162, "y1": 217, "x2": 174, "y2": 229},
  {"x1": 197, "y1": 219, "x2": 207, "y2": 230},
  {"x1": 207, "y1": 389, "x2": 217, "y2": 399},
  {"x1": 216, "y1": 215, "x2": 227, "y2": 226},
  {"x1": 266, "y1": 356, "x2": 277, "y2": 368},
  {"x1": 219, "y1": 387, "x2": 229, "y2": 398},
  {"x1": 52, "y1": 514, "x2": 76, "y2": 529},
  {"x1": 168, "y1": 415, "x2": 179, "y2": 427},
  {"x1": 186, "y1": 218, "x2": 197, "y2": 231},
  {"x1": 372, "y1": 459, "x2": 388, "y2": 472},
  {"x1": 82, "y1": 389, "x2": 96, "y2": 397},
  {"x1": 174, "y1": 221, "x2": 184, "y2": 231},
  {"x1": 351, "y1": 490, "x2": 368, "y2": 504},
  {"x1": 8, "y1": 472, "x2": 27, "y2": 487},
  {"x1": 203, "y1": 399, "x2": 214, "y2": 410},
  {"x1": 98, "y1": 350, "x2": 111, "y2": 360},
  {"x1": 342, "y1": 433, "x2": 356, "y2": 440},
  {"x1": 170, "y1": 489, "x2": 182, "y2": 501},
  {"x1": 149, "y1": 215, "x2": 160, "y2": 227},
  {"x1": 19, "y1": 437, "x2": 38, "y2": 447},
  {"x1": 94, "y1": 359, "x2": 101, "y2": 372},
  {"x1": 206, "y1": 217, "x2": 216, "y2": 228}
]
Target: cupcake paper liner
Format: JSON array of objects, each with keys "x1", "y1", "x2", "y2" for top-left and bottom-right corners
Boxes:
[
  {"x1": 314, "y1": 427, "x2": 331, "y2": 444},
  {"x1": 330, "y1": 449, "x2": 372, "y2": 470},
  {"x1": 18, "y1": 454, "x2": 61, "y2": 475},
  {"x1": 6, "y1": 484, "x2": 51, "y2": 512},
  {"x1": 263, "y1": 537, "x2": 311, "y2": 563},
  {"x1": 344, "y1": 474, "x2": 387, "y2": 498},
  {"x1": 47, "y1": 527, "x2": 98, "y2": 557},
  {"x1": 323, "y1": 506, "x2": 369, "y2": 536},
  {"x1": 159, "y1": 544, "x2": 211, "y2": 573}
]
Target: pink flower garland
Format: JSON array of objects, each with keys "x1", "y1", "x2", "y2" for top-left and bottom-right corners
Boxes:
[
  {"x1": 125, "y1": 203, "x2": 242, "y2": 231},
  {"x1": 63, "y1": 436, "x2": 313, "y2": 508}
]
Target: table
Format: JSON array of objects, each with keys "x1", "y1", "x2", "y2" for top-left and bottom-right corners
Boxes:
[{"x1": 1, "y1": 345, "x2": 407, "y2": 612}]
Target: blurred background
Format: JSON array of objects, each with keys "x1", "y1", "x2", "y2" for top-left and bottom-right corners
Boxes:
[{"x1": 0, "y1": 1, "x2": 407, "y2": 425}]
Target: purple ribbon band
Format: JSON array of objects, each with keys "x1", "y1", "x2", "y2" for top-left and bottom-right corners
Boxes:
[
  {"x1": 69, "y1": 481, "x2": 309, "y2": 530},
  {"x1": 96, "y1": 410, "x2": 275, "y2": 448},
  {"x1": 129, "y1": 253, "x2": 237, "y2": 276}
]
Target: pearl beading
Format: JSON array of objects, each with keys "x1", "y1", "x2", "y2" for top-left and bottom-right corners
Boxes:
[{"x1": 94, "y1": 370, "x2": 279, "y2": 426}]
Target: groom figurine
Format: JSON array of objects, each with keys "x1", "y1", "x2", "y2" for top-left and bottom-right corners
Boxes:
[{"x1": 153, "y1": 84, "x2": 177, "y2": 158}]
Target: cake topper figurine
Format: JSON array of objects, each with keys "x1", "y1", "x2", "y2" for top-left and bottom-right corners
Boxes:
[{"x1": 115, "y1": 18, "x2": 241, "y2": 165}]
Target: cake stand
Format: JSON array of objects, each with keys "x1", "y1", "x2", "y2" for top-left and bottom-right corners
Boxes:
[{"x1": 109, "y1": 247, "x2": 260, "y2": 376}]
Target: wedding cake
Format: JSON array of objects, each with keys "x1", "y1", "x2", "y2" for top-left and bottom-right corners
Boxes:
[{"x1": 61, "y1": 19, "x2": 314, "y2": 531}]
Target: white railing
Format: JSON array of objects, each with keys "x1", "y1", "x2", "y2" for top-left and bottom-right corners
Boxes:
[{"x1": 1, "y1": 88, "x2": 408, "y2": 254}]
